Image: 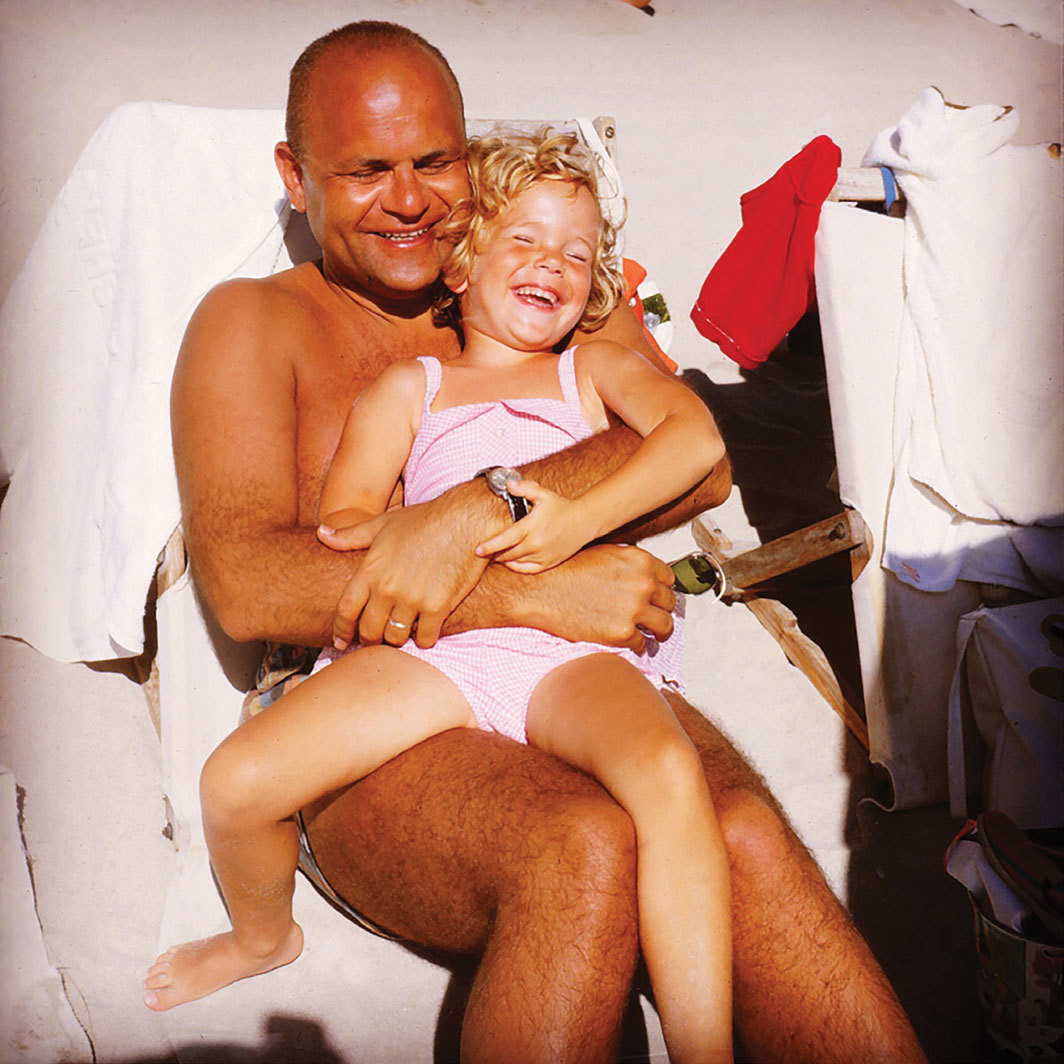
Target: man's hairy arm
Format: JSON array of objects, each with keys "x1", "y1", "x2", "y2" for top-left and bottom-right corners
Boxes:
[
  {"x1": 177, "y1": 287, "x2": 726, "y2": 649},
  {"x1": 338, "y1": 302, "x2": 729, "y2": 642},
  {"x1": 171, "y1": 281, "x2": 364, "y2": 645}
]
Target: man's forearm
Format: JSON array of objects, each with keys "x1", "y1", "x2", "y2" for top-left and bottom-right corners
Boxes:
[
  {"x1": 186, "y1": 522, "x2": 359, "y2": 647},
  {"x1": 192, "y1": 427, "x2": 730, "y2": 648},
  {"x1": 520, "y1": 425, "x2": 732, "y2": 540}
]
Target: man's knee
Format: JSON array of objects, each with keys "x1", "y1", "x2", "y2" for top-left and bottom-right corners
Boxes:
[
  {"x1": 715, "y1": 788, "x2": 798, "y2": 876},
  {"x1": 508, "y1": 793, "x2": 638, "y2": 928}
]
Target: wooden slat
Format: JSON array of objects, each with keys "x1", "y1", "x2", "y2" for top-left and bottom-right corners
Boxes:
[
  {"x1": 828, "y1": 167, "x2": 903, "y2": 203},
  {"x1": 715, "y1": 510, "x2": 868, "y2": 595},
  {"x1": 156, "y1": 526, "x2": 188, "y2": 596},
  {"x1": 691, "y1": 516, "x2": 870, "y2": 751}
]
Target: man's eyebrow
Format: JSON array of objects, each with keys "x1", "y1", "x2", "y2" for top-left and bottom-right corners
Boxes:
[
  {"x1": 415, "y1": 147, "x2": 465, "y2": 164},
  {"x1": 334, "y1": 148, "x2": 464, "y2": 172}
]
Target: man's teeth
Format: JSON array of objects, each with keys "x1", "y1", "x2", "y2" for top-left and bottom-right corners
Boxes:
[
  {"x1": 378, "y1": 227, "x2": 431, "y2": 241},
  {"x1": 515, "y1": 287, "x2": 558, "y2": 306}
]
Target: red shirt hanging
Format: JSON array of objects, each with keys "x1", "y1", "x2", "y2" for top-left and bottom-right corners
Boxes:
[{"x1": 690, "y1": 135, "x2": 841, "y2": 369}]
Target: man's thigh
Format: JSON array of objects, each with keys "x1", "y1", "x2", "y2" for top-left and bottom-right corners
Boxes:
[
  {"x1": 302, "y1": 726, "x2": 624, "y2": 950},
  {"x1": 665, "y1": 691, "x2": 788, "y2": 819}
]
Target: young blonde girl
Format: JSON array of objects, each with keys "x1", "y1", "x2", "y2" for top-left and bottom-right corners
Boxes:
[{"x1": 145, "y1": 131, "x2": 731, "y2": 1064}]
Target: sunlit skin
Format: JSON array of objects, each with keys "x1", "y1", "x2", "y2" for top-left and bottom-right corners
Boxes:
[
  {"x1": 275, "y1": 45, "x2": 470, "y2": 305},
  {"x1": 152, "y1": 155, "x2": 733, "y2": 1061},
  {"x1": 153, "y1": 29, "x2": 927, "y2": 1063},
  {"x1": 453, "y1": 181, "x2": 598, "y2": 357}
]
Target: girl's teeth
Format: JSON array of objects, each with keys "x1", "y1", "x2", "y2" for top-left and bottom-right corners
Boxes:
[{"x1": 516, "y1": 287, "x2": 557, "y2": 305}]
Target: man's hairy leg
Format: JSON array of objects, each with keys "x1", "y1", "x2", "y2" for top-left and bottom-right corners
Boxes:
[
  {"x1": 668, "y1": 695, "x2": 927, "y2": 1064},
  {"x1": 303, "y1": 727, "x2": 639, "y2": 1063}
]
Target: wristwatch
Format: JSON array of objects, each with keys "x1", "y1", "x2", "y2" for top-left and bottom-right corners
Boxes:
[{"x1": 475, "y1": 466, "x2": 530, "y2": 522}]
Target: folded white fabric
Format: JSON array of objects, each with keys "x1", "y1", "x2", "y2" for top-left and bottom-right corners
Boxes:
[
  {"x1": 945, "y1": 835, "x2": 1030, "y2": 933},
  {"x1": 864, "y1": 87, "x2": 1063, "y2": 593},
  {"x1": 0, "y1": 102, "x2": 295, "y2": 661}
]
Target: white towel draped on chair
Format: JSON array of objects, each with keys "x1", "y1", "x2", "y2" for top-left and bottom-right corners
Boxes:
[
  {"x1": 816, "y1": 88, "x2": 1062, "y2": 809},
  {"x1": 0, "y1": 102, "x2": 295, "y2": 662}
]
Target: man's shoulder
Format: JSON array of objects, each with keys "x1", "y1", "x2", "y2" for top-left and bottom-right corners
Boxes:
[
  {"x1": 196, "y1": 263, "x2": 323, "y2": 323},
  {"x1": 183, "y1": 264, "x2": 333, "y2": 371},
  {"x1": 177, "y1": 264, "x2": 333, "y2": 388}
]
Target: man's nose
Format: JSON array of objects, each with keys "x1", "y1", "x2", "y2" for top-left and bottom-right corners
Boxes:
[{"x1": 380, "y1": 164, "x2": 429, "y2": 218}]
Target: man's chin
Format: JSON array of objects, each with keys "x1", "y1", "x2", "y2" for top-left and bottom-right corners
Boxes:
[
  {"x1": 365, "y1": 272, "x2": 443, "y2": 307},
  {"x1": 328, "y1": 261, "x2": 436, "y2": 305}
]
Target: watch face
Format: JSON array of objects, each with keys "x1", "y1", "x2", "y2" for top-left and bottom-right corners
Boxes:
[{"x1": 486, "y1": 467, "x2": 516, "y2": 493}]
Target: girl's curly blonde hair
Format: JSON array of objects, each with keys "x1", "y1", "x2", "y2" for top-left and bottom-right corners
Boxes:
[{"x1": 433, "y1": 129, "x2": 625, "y2": 337}]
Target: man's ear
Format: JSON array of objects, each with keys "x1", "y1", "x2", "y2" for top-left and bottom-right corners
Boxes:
[{"x1": 275, "y1": 142, "x2": 307, "y2": 213}]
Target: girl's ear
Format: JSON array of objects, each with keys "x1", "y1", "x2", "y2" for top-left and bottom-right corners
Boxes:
[{"x1": 442, "y1": 264, "x2": 469, "y2": 295}]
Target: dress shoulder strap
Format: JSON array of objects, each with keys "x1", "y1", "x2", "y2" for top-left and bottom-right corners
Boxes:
[
  {"x1": 557, "y1": 346, "x2": 582, "y2": 409},
  {"x1": 416, "y1": 356, "x2": 443, "y2": 412}
]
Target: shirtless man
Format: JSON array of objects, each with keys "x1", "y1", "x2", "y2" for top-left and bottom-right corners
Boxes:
[{"x1": 170, "y1": 20, "x2": 926, "y2": 1063}]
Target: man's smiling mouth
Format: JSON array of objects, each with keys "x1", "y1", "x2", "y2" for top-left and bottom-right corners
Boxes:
[{"x1": 375, "y1": 226, "x2": 433, "y2": 242}]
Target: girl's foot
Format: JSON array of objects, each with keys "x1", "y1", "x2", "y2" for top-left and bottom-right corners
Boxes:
[{"x1": 142, "y1": 921, "x2": 303, "y2": 1011}]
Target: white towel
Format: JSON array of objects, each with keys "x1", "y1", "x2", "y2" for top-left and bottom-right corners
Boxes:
[
  {"x1": 0, "y1": 102, "x2": 297, "y2": 662},
  {"x1": 863, "y1": 87, "x2": 1063, "y2": 594}
]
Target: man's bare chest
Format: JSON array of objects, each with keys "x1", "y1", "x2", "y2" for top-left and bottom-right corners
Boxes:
[{"x1": 291, "y1": 317, "x2": 460, "y2": 516}]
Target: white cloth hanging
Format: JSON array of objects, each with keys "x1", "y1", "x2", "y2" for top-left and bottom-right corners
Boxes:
[{"x1": 863, "y1": 87, "x2": 1063, "y2": 595}]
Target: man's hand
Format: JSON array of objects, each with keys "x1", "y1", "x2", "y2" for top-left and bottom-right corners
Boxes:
[
  {"x1": 517, "y1": 543, "x2": 677, "y2": 653},
  {"x1": 319, "y1": 494, "x2": 492, "y2": 650}
]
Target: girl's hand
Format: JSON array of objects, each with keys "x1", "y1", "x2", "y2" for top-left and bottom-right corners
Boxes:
[
  {"x1": 475, "y1": 478, "x2": 592, "y2": 573},
  {"x1": 316, "y1": 515, "x2": 381, "y2": 552}
]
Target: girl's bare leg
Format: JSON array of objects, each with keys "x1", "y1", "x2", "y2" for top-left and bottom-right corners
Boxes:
[
  {"x1": 143, "y1": 646, "x2": 475, "y2": 1011},
  {"x1": 527, "y1": 654, "x2": 732, "y2": 1064}
]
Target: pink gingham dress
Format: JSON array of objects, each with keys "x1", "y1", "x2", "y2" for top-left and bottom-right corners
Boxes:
[{"x1": 319, "y1": 349, "x2": 684, "y2": 743}]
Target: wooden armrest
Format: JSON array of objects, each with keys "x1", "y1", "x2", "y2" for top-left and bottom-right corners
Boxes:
[
  {"x1": 691, "y1": 512, "x2": 871, "y2": 750},
  {"x1": 156, "y1": 526, "x2": 188, "y2": 597}
]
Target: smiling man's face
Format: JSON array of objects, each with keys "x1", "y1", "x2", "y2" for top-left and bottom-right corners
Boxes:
[{"x1": 278, "y1": 42, "x2": 470, "y2": 304}]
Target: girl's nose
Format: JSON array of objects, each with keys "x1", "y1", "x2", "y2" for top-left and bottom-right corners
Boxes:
[{"x1": 535, "y1": 248, "x2": 564, "y2": 273}]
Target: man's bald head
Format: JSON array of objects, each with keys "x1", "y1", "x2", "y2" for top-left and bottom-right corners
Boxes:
[{"x1": 285, "y1": 21, "x2": 465, "y2": 162}]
